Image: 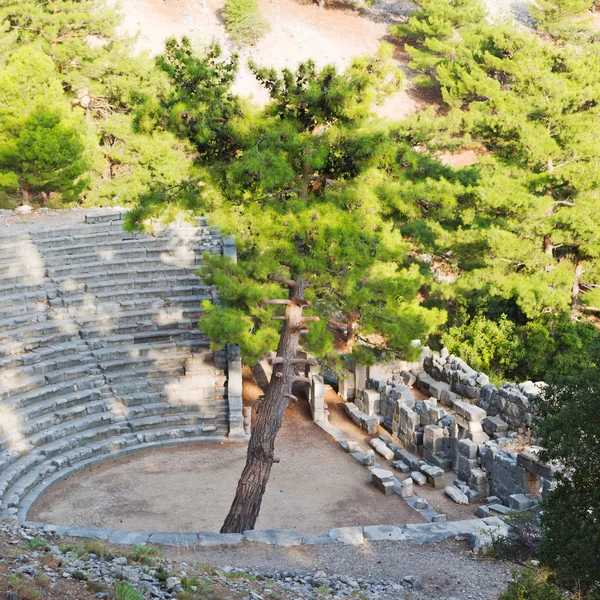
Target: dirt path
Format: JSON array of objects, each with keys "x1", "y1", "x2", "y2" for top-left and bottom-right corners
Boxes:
[{"x1": 166, "y1": 538, "x2": 514, "y2": 600}]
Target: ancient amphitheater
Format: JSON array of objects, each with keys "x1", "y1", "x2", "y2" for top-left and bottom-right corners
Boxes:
[{"x1": 0, "y1": 211, "x2": 242, "y2": 522}]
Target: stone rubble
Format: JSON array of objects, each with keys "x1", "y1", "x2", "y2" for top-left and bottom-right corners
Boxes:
[{"x1": 0, "y1": 521, "x2": 434, "y2": 600}]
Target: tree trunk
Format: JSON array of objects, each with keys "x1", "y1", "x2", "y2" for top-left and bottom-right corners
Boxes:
[
  {"x1": 250, "y1": 362, "x2": 270, "y2": 394},
  {"x1": 543, "y1": 233, "x2": 553, "y2": 257},
  {"x1": 570, "y1": 257, "x2": 583, "y2": 321},
  {"x1": 221, "y1": 278, "x2": 308, "y2": 533}
]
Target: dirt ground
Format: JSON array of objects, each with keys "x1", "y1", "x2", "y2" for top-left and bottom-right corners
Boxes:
[
  {"x1": 325, "y1": 391, "x2": 481, "y2": 521},
  {"x1": 167, "y1": 538, "x2": 514, "y2": 600},
  {"x1": 29, "y1": 390, "x2": 427, "y2": 534},
  {"x1": 115, "y1": 0, "x2": 434, "y2": 117}
]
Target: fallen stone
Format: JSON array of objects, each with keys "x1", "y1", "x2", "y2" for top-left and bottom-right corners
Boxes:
[
  {"x1": 488, "y1": 503, "x2": 511, "y2": 515},
  {"x1": 508, "y1": 493, "x2": 536, "y2": 511},
  {"x1": 328, "y1": 527, "x2": 365, "y2": 545},
  {"x1": 370, "y1": 438, "x2": 395, "y2": 460},
  {"x1": 411, "y1": 471, "x2": 427, "y2": 486},
  {"x1": 475, "y1": 506, "x2": 490, "y2": 518},
  {"x1": 392, "y1": 459, "x2": 410, "y2": 473},
  {"x1": 445, "y1": 485, "x2": 469, "y2": 505},
  {"x1": 363, "y1": 450, "x2": 376, "y2": 466}
]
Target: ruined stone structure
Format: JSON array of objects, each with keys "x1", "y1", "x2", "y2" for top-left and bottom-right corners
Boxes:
[
  {"x1": 0, "y1": 211, "x2": 244, "y2": 521},
  {"x1": 338, "y1": 349, "x2": 556, "y2": 510}
]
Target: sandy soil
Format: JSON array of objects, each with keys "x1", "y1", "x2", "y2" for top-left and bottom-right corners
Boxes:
[
  {"x1": 115, "y1": 0, "x2": 432, "y2": 116},
  {"x1": 29, "y1": 395, "x2": 426, "y2": 534},
  {"x1": 326, "y1": 390, "x2": 481, "y2": 521}
]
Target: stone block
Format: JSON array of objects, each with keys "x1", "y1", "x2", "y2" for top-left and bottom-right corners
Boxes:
[
  {"x1": 244, "y1": 530, "x2": 302, "y2": 546},
  {"x1": 197, "y1": 533, "x2": 243, "y2": 546},
  {"x1": 469, "y1": 431, "x2": 490, "y2": 444},
  {"x1": 421, "y1": 464, "x2": 445, "y2": 488},
  {"x1": 445, "y1": 486, "x2": 469, "y2": 504},
  {"x1": 392, "y1": 459, "x2": 410, "y2": 473},
  {"x1": 398, "y1": 477, "x2": 413, "y2": 498},
  {"x1": 517, "y1": 449, "x2": 553, "y2": 480},
  {"x1": 370, "y1": 438, "x2": 394, "y2": 460},
  {"x1": 459, "y1": 439, "x2": 478, "y2": 459},
  {"x1": 363, "y1": 450, "x2": 376, "y2": 466},
  {"x1": 328, "y1": 527, "x2": 365, "y2": 545},
  {"x1": 458, "y1": 454, "x2": 478, "y2": 475},
  {"x1": 363, "y1": 525, "x2": 406, "y2": 541},
  {"x1": 338, "y1": 372, "x2": 355, "y2": 401},
  {"x1": 371, "y1": 468, "x2": 396, "y2": 496},
  {"x1": 361, "y1": 415, "x2": 378, "y2": 435},
  {"x1": 453, "y1": 401, "x2": 487, "y2": 422},
  {"x1": 411, "y1": 471, "x2": 427, "y2": 486},
  {"x1": 482, "y1": 416, "x2": 508, "y2": 436},
  {"x1": 346, "y1": 440, "x2": 359, "y2": 453},
  {"x1": 488, "y1": 503, "x2": 511, "y2": 515},
  {"x1": 475, "y1": 505, "x2": 491, "y2": 518},
  {"x1": 428, "y1": 380, "x2": 451, "y2": 401},
  {"x1": 508, "y1": 493, "x2": 536, "y2": 511},
  {"x1": 362, "y1": 389, "x2": 381, "y2": 416}
]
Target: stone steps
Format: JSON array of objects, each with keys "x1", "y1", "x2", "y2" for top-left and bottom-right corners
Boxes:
[{"x1": 0, "y1": 215, "x2": 235, "y2": 519}]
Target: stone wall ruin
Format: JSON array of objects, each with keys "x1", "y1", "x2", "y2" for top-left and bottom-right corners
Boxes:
[{"x1": 337, "y1": 349, "x2": 556, "y2": 510}]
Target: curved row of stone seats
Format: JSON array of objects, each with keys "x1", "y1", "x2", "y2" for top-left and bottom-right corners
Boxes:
[{"x1": 0, "y1": 215, "x2": 237, "y2": 519}]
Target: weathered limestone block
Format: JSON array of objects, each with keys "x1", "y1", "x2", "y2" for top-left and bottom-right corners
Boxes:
[
  {"x1": 395, "y1": 448, "x2": 420, "y2": 471},
  {"x1": 309, "y1": 374, "x2": 326, "y2": 422},
  {"x1": 428, "y1": 380, "x2": 451, "y2": 401},
  {"x1": 468, "y1": 467, "x2": 490, "y2": 496},
  {"x1": 361, "y1": 389, "x2": 381, "y2": 416},
  {"x1": 440, "y1": 388, "x2": 458, "y2": 407},
  {"x1": 399, "y1": 477, "x2": 413, "y2": 498},
  {"x1": 346, "y1": 440, "x2": 359, "y2": 453},
  {"x1": 423, "y1": 424, "x2": 445, "y2": 455},
  {"x1": 458, "y1": 439, "x2": 478, "y2": 459},
  {"x1": 361, "y1": 415, "x2": 379, "y2": 435},
  {"x1": 411, "y1": 471, "x2": 427, "y2": 486},
  {"x1": 508, "y1": 493, "x2": 536, "y2": 511},
  {"x1": 392, "y1": 459, "x2": 410, "y2": 473},
  {"x1": 371, "y1": 468, "x2": 396, "y2": 496},
  {"x1": 338, "y1": 372, "x2": 356, "y2": 401},
  {"x1": 517, "y1": 448, "x2": 554, "y2": 480},
  {"x1": 400, "y1": 369, "x2": 416, "y2": 386},
  {"x1": 453, "y1": 400, "x2": 487, "y2": 422},
  {"x1": 421, "y1": 463, "x2": 445, "y2": 488},
  {"x1": 482, "y1": 415, "x2": 508, "y2": 436},
  {"x1": 363, "y1": 450, "x2": 376, "y2": 466},
  {"x1": 445, "y1": 485, "x2": 469, "y2": 504},
  {"x1": 370, "y1": 438, "x2": 394, "y2": 460}
]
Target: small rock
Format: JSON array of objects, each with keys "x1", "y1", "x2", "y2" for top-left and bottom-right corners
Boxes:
[
  {"x1": 166, "y1": 576, "x2": 182, "y2": 591},
  {"x1": 15, "y1": 205, "x2": 33, "y2": 214}
]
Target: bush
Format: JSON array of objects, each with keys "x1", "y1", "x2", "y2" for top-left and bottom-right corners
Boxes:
[
  {"x1": 487, "y1": 510, "x2": 542, "y2": 563},
  {"x1": 114, "y1": 582, "x2": 145, "y2": 600},
  {"x1": 222, "y1": 0, "x2": 269, "y2": 45},
  {"x1": 499, "y1": 567, "x2": 566, "y2": 600}
]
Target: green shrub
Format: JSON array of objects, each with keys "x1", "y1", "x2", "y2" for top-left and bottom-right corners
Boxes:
[
  {"x1": 499, "y1": 568, "x2": 566, "y2": 600},
  {"x1": 114, "y1": 582, "x2": 145, "y2": 600},
  {"x1": 83, "y1": 539, "x2": 110, "y2": 557},
  {"x1": 222, "y1": 0, "x2": 269, "y2": 45},
  {"x1": 25, "y1": 537, "x2": 48, "y2": 551}
]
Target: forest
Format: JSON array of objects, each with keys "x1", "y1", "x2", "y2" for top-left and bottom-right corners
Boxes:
[{"x1": 1, "y1": 0, "x2": 599, "y2": 386}]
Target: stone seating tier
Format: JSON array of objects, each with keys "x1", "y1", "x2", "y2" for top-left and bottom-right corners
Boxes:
[{"x1": 0, "y1": 216, "x2": 234, "y2": 520}]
